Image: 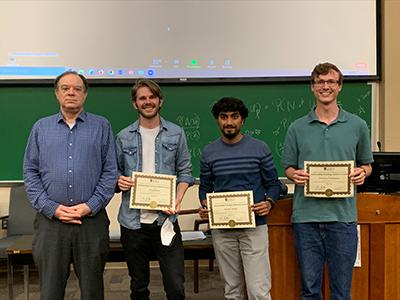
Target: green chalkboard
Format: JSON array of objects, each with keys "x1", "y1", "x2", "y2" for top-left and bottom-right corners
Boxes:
[{"x1": 0, "y1": 82, "x2": 371, "y2": 181}]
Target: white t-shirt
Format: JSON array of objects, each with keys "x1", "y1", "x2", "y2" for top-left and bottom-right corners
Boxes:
[{"x1": 139, "y1": 125, "x2": 160, "y2": 224}]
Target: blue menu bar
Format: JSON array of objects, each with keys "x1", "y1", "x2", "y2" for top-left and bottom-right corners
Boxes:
[{"x1": 0, "y1": 66, "x2": 66, "y2": 76}]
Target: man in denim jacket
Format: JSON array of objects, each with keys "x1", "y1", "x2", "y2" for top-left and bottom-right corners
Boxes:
[{"x1": 115, "y1": 79, "x2": 193, "y2": 300}]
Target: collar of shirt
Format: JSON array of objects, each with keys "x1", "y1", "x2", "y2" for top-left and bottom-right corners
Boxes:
[
  {"x1": 127, "y1": 116, "x2": 169, "y2": 133},
  {"x1": 307, "y1": 105, "x2": 348, "y2": 125},
  {"x1": 56, "y1": 111, "x2": 87, "y2": 124}
]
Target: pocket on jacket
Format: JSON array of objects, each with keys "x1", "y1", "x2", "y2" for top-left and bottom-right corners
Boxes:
[{"x1": 162, "y1": 142, "x2": 178, "y2": 167}]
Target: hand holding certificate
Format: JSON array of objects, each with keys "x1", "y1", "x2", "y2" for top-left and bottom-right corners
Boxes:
[
  {"x1": 207, "y1": 191, "x2": 255, "y2": 229},
  {"x1": 304, "y1": 160, "x2": 354, "y2": 198},
  {"x1": 129, "y1": 172, "x2": 176, "y2": 210}
]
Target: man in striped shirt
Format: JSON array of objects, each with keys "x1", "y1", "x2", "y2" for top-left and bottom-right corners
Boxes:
[{"x1": 199, "y1": 97, "x2": 281, "y2": 300}]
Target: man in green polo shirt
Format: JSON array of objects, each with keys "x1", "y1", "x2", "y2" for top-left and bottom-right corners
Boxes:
[{"x1": 282, "y1": 62, "x2": 373, "y2": 300}]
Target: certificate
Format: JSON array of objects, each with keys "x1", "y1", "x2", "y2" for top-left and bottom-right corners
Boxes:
[
  {"x1": 207, "y1": 191, "x2": 255, "y2": 229},
  {"x1": 304, "y1": 161, "x2": 354, "y2": 198},
  {"x1": 129, "y1": 172, "x2": 176, "y2": 210}
]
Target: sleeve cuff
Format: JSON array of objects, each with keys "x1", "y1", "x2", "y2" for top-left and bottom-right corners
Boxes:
[
  {"x1": 265, "y1": 197, "x2": 275, "y2": 208},
  {"x1": 43, "y1": 201, "x2": 60, "y2": 219},
  {"x1": 86, "y1": 198, "x2": 102, "y2": 216},
  {"x1": 177, "y1": 174, "x2": 195, "y2": 186}
]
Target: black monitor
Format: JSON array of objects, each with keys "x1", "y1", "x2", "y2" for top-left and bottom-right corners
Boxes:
[{"x1": 358, "y1": 152, "x2": 400, "y2": 193}]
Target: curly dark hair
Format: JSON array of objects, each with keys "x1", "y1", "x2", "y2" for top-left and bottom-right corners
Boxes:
[{"x1": 211, "y1": 97, "x2": 249, "y2": 119}]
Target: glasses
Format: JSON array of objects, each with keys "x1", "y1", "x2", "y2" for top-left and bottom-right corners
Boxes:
[
  {"x1": 58, "y1": 85, "x2": 85, "y2": 94},
  {"x1": 313, "y1": 79, "x2": 340, "y2": 87}
]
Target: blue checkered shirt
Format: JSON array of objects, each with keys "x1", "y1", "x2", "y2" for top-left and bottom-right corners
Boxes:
[{"x1": 23, "y1": 111, "x2": 117, "y2": 218}]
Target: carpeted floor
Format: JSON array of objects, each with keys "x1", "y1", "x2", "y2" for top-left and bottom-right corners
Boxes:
[{"x1": 0, "y1": 261, "x2": 225, "y2": 300}]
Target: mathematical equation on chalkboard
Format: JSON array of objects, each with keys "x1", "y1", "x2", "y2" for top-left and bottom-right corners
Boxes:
[
  {"x1": 175, "y1": 96, "x2": 316, "y2": 158},
  {"x1": 173, "y1": 87, "x2": 371, "y2": 176}
]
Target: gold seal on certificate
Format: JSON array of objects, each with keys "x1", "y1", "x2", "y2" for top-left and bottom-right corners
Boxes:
[
  {"x1": 129, "y1": 172, "x2": 176, "y2": 210},
  {"x1": 325, "y1": 189, "x2": 334, "y2": 197},
  {"x1": 304, "y1": 160, "x2": 354, "y2": 198},
  {"x1": 228, "y1": 220, "x2": 236, "y2": 228},
  {"x1": 207, "y1": 191, "x2": 256, "y2": 229}
]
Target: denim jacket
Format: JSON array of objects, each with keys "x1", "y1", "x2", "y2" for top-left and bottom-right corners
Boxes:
[{"x1": 115, "y1": 117, "x2": 194, "y2": 230}]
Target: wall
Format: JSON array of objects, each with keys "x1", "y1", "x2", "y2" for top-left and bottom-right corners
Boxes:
[
  {"x1": 379, "y1": 0, "x2": 400, "y2": 150},
  {"x1": 0, "y1": 188, "x2": 11, "y2": 238}
]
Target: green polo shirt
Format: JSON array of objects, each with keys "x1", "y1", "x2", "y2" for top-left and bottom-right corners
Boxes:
[{"x1": 282, "y1": 107, "x2": 373, "y2": 223}]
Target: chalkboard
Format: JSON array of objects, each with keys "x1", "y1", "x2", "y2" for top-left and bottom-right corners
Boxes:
[{"x1": 0, "y1": 82, "x2": 371, "y2": 181}]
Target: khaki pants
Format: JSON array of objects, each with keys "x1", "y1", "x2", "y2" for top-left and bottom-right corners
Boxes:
[{"x1": 211, "y1": 224, "x2": 272, "y2": 300}]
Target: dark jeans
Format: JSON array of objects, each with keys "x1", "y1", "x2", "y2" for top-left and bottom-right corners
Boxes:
[
  {"x1": 293, "y1": 222, "x2": 358, "y2": 300},
  {"x1": 120, "y1": 221, "x2": 185, "y2": 300},
  {"x1": 32, "y1": 210, "x2": 110, "y2": 300}
]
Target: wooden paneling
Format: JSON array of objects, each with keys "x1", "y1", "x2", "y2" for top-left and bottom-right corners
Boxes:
[
  {"x1": 269, "y1": 226, "x2": 300, "y2": 300},
  {"x1": 385, "y1": 224, "x2": 400, "y2": 299}
]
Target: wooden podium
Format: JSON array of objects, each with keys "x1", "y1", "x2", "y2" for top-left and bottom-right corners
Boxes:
[{"x1": 267, "y1": 193, "x2": 400, "y2": 300}]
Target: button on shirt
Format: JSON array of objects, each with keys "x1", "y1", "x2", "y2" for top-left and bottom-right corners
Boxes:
[{"x1": 23, "y1": 111, "x2": 118, "y2": 218}]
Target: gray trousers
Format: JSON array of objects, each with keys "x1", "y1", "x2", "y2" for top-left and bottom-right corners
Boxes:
[
  {"x1": 211, "y1": 224, "x2": 272, "y2": 300},
  {"x1": 32, "y1": 210, "x2": 110, "y2": 300}
]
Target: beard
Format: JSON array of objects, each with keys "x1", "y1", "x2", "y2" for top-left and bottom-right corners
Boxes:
[{"x1": 221, "y1": 127, "x2": 239, "y2": 140}]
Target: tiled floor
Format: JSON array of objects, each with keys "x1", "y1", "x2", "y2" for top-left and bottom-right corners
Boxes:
[{"x1": 0, "y1": 261, "x2": 225, "y2": 300}]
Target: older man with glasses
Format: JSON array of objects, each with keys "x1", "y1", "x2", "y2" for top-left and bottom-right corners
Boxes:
[{"x1": 23, "y1": 71, "x2": 117, "y2": 300}]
